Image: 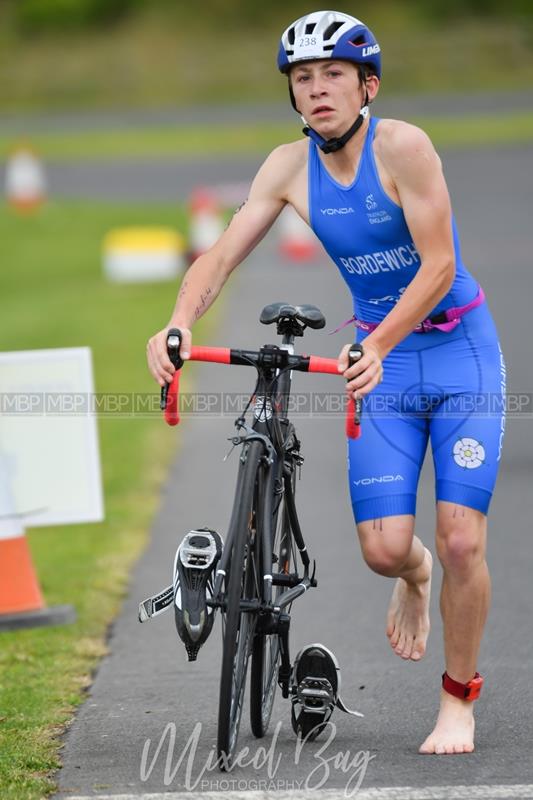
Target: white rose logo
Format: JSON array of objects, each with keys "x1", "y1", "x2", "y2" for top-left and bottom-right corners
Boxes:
[{"x1": 453, "y1": 437, "x2": 485, "y2": 469}]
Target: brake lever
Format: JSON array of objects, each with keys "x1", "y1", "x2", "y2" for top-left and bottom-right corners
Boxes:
[
  {"x1": 160, "y1": 327, "x2": 184, "y2": 411},
  {"x1": 346, "y1": 343, "x2": 364, "y2": 436}
]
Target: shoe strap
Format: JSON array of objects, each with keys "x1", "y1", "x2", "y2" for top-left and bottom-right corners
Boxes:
[{"x1": 336, "y1": 695, "x2": 364, "y2": 718}]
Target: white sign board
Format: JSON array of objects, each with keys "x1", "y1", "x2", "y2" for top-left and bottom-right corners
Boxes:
[{"x1": 0, "y1": 347, "x2": 104, "y2": 528}]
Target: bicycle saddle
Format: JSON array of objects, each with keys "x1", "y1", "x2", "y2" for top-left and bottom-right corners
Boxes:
[{"x1": 260, "y1": 303, "x2": 326, "y2": 330}]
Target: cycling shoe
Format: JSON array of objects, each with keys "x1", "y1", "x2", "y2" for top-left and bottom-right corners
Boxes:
[
  {"x1": 173, "y1": 528, "x2": 223, "y2": 661},
  {"x1": 290, "y1": 643, "x2": 363, "y2": 741}
]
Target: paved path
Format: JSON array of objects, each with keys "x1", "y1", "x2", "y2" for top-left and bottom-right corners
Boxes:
[{"x1": 54, "y1": 147, "x2": 533, "y2": 798}]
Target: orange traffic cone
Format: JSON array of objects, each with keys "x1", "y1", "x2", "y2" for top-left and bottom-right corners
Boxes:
[
  {"x1": 0, "y1": 473, "x2": 75, "y2": 631},
  {"x1": 188, "y1": 187, "x2": 224, "y2": 263},
  {"x1": 278, "y1": 205, "x2": 320, "y2": 263},
  {"x1": 4, "y1": 144, "x2": 47, "y2": 213}
]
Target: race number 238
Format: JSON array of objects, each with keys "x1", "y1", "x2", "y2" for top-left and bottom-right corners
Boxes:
[{"x1": 299, "y1": 37, "x2": 317, "y2": 47}]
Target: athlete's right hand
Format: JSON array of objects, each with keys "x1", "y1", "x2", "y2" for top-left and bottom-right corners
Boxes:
[
  {"x1": 337, "y1": 340, "x2": 383, "y2": 400},
  {"x1": 146, "y1": 326, "x2": 192, "y2": 387}
]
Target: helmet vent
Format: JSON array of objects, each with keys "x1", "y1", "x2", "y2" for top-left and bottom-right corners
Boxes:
[
  {"x1": 288, "y1": 26, "x2": 295, "y2": 45},
  {"x1": 323, "y1": 21, "x2": 344, "y2": 40},
  {"x1": 351, "y1": 35, "x2": 368, "y2": 46},
  {"x1": 322, "y1": 44, "x2": 335, "y2": 52},
  {"x1": 305, "y1": 22, "x2": 317, "y2": 34}
]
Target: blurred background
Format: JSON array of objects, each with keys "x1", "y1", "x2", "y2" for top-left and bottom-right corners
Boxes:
[
  {"x1": 1, "y1": 3, "x2": 532, "y2": 799},
  {"x1": 1, "y1": 0, "x2": 533, "y2": 109}
]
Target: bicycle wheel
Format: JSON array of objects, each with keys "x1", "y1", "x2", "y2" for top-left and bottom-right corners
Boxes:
[
  {"x1": 250, "y1": 465, "x2": 296, "y2": 738},
  {"x1": 217, "y1": 439, "x2": 264, "y2": 769}
]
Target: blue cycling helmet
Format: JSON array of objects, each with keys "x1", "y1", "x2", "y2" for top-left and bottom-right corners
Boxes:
[
  {"x1": 277, "y1": 10, "x2": 381, "y2": 79},
  {"x1": 277, "y1": 11, "x2": 381, "y2": 154}
]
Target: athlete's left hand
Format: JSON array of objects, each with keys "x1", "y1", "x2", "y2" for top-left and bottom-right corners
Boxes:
[{"x1": 338, "y1": 342, "x2": 383, "y2": 399}]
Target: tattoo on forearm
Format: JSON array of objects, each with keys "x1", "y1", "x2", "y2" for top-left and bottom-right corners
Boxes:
[
  {"x1": 194, "y1": 287, "x2": 212, "y2": 321},
  {"x1": 225, "y1": 199, "x2": 248, "y2": 230},
  {"x1": 178, "y1": 278, "x2": 189, "y2": 300}
]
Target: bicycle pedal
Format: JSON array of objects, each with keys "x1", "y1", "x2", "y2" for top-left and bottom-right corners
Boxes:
[
  {"x1": 178, "y1": 530, "x2": 221, "y2": 571},
  {"x1": 290, "y1": 643, "x2": 363, "y2": 741},
  {"x1": 297, "y1": 676, "x2": 335, "y2": 713},
  {"x1": 174, "y1": 528, "x2": 223, "y2": 662}
]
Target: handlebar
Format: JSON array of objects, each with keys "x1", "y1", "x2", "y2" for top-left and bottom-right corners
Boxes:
[{"x1": 160, "y1": 328, "x2": 363, "y2": 439}]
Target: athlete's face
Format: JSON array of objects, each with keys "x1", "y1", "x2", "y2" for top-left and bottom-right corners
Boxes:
[{"x1": 290, "y1": 60, "x2": 377, "y2": 135}]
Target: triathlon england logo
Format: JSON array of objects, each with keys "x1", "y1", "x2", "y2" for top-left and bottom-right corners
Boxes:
[
  {"x1": 365, "y1": 193, "x2": 392, "y2": 225},
  {"x1": 453, "y1": 438, "x2": 486, "y2": 469}
]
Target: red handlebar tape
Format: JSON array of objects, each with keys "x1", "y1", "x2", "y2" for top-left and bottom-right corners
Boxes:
[
  {"x1": 307, "y1": 355, "x2": 339, "y2": 375},
  {"x1": 164, "y1": 370, "x2": 181, "y2": 426},
  {"x1": 190, "y1": 346, "x2": 231, "y2": 364}
]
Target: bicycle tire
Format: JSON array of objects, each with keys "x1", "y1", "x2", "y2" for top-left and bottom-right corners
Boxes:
[
  {"x1": 217, "y1": 439, "x2": 264, "y2": 769},
  {"x1": 249, "y1": 465, "x2": 296, "y2": 738}
]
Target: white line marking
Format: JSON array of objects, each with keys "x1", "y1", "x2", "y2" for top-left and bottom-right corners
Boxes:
[{"x1": 64, "y1": 784, "x2": 533, "y2": 800}]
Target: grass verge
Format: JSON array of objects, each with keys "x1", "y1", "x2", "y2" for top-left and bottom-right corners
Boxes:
[
  {"x1": 0, "y1": 200, "x2": 216, "y2": 799},
  {"x1": 2, "y1": 112, "x2": 533, "y2": 161},
  {"x1": 0, "y1": 5, "x2": 532, "y2": 111}
]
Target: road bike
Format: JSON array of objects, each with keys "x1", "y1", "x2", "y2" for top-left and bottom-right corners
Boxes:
[{"x1": 140, "y1": 302, "x2": 362, "y2": 769}]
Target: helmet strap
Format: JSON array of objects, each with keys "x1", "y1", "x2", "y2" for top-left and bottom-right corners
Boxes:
[{"x1": 302, "y1": 104, "x2": 369, "y2": 154}]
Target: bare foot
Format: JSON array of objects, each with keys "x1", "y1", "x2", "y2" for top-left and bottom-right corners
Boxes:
[
  {"x1": 386, "y1": 546, "x2": 432, "y2": 661},
  {"x1": 419, "y1": 689, "x2": 475, "y2": 754}
]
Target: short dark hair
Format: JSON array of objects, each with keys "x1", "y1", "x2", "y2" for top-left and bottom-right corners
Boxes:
[{"x1": 356, "y1": 63, "x2": 374, "y2": 83}]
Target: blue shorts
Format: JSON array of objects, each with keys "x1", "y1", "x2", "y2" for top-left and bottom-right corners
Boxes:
[{"x1": 348, "y1": 301, "x2": 506, "y2": 523}]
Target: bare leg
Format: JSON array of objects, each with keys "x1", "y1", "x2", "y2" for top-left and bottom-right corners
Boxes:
[
  {"x1": 357, "y1": 517, "x2": 433, "y2": 662},
  {"x1": 385, "y1": 538, "x2": 433, "y2": 661},
  {"x1": 419, "y1": 502, "x2": 489, "y2": 755}
]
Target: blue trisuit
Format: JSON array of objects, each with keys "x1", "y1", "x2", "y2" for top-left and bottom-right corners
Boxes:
[{"x1": 308, "y1": 116, "x2": 506, "y2": 521}]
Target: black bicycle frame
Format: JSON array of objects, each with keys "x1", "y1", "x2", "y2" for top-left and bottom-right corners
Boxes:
[{"x1": 209, "y1": 329, "x2": 315, "y2": 617}]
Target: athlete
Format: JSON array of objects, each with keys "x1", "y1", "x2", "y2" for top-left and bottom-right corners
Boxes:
[{"x1": 147, "y1": 11, "x2": 506, "y2": 755}]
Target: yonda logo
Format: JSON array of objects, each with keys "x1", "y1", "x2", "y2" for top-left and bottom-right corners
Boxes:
[
  {"x1": 353, "y1": 474, "x2": 404, "y2": 487},
  {"x1": 320, "y1": 207, "x2": 355, "y2": 215}
]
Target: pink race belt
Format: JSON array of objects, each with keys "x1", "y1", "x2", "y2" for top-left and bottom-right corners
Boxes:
[{"x1": 336, "y1": 286, "x2": 485, "y2": 335}]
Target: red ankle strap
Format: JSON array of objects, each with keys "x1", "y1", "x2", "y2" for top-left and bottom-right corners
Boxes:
[{"x1": 442, "y1": 671, "x2": 483, "y2": 701}]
